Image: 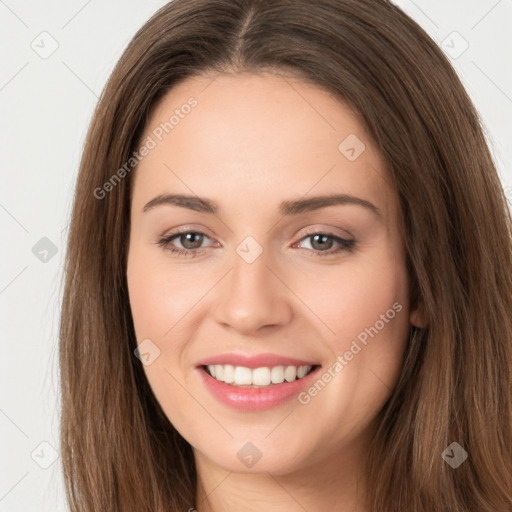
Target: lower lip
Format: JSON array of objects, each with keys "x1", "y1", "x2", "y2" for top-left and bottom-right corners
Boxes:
[{"x1": 197, "y1": 366, "x2": 321, "y2": 411}]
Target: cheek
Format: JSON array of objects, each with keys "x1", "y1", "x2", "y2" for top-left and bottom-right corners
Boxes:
[
  {"x1": 127, "y1": 246, "x2": 203, "y2": 340},
  {"x1": 299, "y1": 248, "x2": 411, "y2": 411},
  {"x1": 297, "y1": 247, "x2": 410, "y2": 347},
  {"x1": 303, "y1": 254, "x2": 410, "y2": 424},
  {"x1": 127, "y1": 246, "x2": 203, "y2": 435}
]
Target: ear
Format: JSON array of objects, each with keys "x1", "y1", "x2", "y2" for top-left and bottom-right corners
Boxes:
[{"x1": 410, "y1": 305, "x2": 427, "y2": 328}]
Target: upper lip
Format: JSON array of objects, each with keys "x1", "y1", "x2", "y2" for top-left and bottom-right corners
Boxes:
[{"x1": 196, "y1": 352, "x2": 319, "y2": 369}]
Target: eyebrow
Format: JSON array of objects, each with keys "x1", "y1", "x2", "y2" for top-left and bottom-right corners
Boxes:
[{"x1": 142, "y1": 193, "x2": 382, "y2": 217}]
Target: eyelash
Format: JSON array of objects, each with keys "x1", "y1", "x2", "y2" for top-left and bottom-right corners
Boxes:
[{"x1": 156, "y1": 228, "x2": 355, "y2": 258}]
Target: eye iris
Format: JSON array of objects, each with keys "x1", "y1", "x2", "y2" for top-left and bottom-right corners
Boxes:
[
  {"x1": 181, "y1": 233, "x2": 203, "y2": 249},
  {"x1": 310, "y1": 234, "x2": 333, "y2": 251}
]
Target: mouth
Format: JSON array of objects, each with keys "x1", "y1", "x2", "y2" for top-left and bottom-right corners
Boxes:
[
  {"x1": 201, "y1": 363, "x2": 318, "y2": 388},
  {"x1": 196, "y1": 356, "x2": 322, "y2": 411}
]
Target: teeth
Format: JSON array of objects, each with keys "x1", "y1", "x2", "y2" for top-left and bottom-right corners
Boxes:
[
  {"x1": 270, "y1": 365, "x2": 285, "y2": 384},
  {"x1": 253, "y1": 367, "x2": 271, "y2": 386},
  {"x1": 234, "y1": 366, "x2": 252, "y2": 385},
  {"x1": 206, "y1": 364, "x2": 313, "y2": 387},
  {"x1": 284, "y1": 366, "x2": 296, "y2": 382},
  {"x1": 297, "y1": 365, "x2": 309, "y2": 378},
  {"x1": 214, "y1": 364, "x2": 224, "y2": 381},
  {"x1": 223, "y1": 364, "x2": 235, "y2": 383}
]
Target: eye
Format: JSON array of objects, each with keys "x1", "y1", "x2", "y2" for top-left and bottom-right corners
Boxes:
[
  {"x1": 156, "y1": 228, "x2": 355, "y2": 258},
  {"x1": 294, "y1": 230, "x2": 355, "y2": 256},
  {"x1": 157, "y1": 230, "x2": 215, "y2": 257}
]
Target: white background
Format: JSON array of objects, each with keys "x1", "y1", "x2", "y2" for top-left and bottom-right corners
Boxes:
[{"x1": 0, "y1": 0, "x2": 511, "y2": 510}]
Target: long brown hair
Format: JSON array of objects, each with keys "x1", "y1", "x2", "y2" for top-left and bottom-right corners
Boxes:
[{"x1": 59, "y1": 0, "x2": 512, "y2": 510}]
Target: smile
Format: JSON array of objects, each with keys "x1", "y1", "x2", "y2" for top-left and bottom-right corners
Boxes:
[
  {"x1": 196, "y1": 353, "x2": 321, "y2": 411},
  {"x1": 204, "y1": 364, "x2": 314, "y2": 387}
]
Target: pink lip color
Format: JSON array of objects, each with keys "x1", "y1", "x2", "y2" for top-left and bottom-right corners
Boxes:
[
  {"x1": 197, "y1": 364, "x2": 321, "y2": 412},
  {"x1": 196, "y1": 352, "x2": 317, "y2": 369}
]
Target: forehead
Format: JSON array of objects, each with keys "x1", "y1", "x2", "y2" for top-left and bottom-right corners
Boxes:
[{"x1": 132, "y1": 72, "x2": 394, "y2": 222}]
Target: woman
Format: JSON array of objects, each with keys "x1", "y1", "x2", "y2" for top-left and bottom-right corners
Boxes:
[{"x1": 59, "y1": 0, "x2": 512, "y2": 510}]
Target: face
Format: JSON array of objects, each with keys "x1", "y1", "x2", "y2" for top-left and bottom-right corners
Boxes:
[{"x1": 126, "y1": 71, "x2": 419, "y2": 476}]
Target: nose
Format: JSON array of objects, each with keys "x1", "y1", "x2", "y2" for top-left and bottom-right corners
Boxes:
[{"x1": 212, "y1": 247, "x2": 293, "y2": 335}]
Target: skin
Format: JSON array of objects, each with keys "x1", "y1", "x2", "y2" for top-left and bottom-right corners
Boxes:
[{"x1": 126, "y1": 71, "x2": 424, "y2": 512}]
